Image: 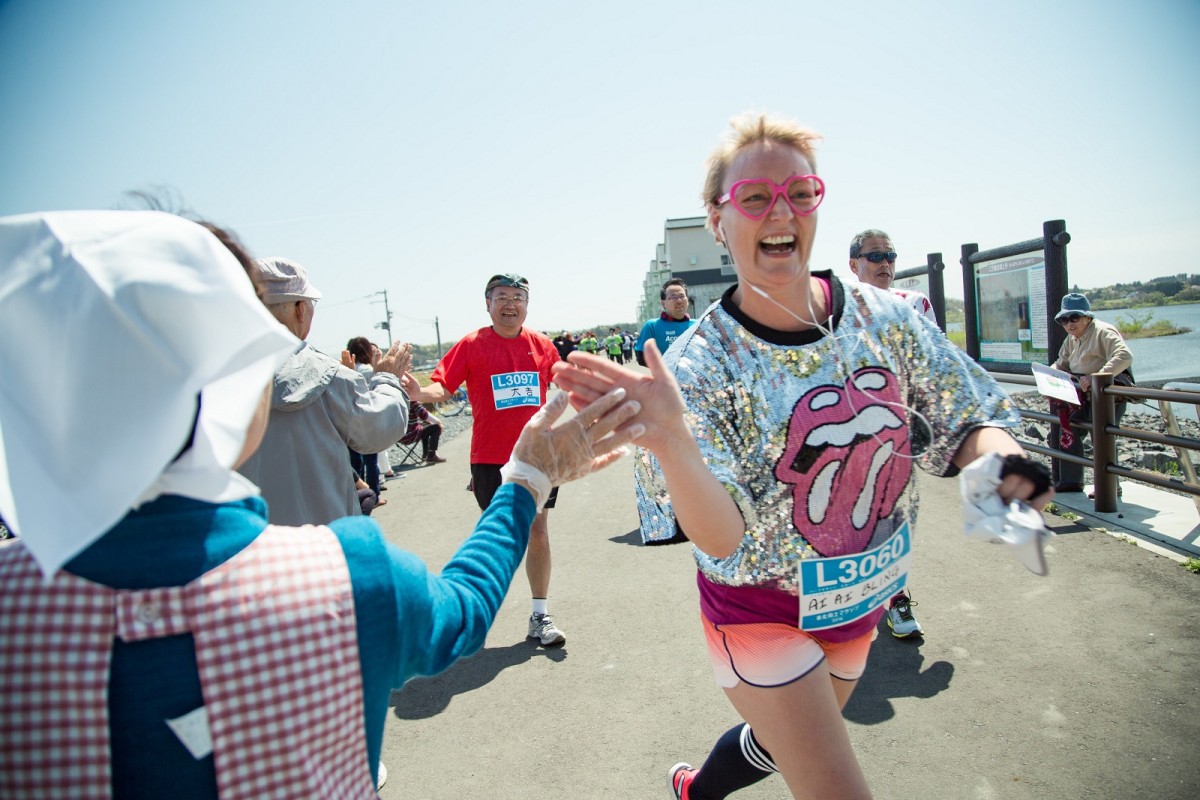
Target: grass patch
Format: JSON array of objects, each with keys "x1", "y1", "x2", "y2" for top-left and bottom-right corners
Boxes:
[
  {"x1": 1183, "y1": 558, "x2": 1200, "y2": 574},
  {"x1": 1116, "y1": 310, "x2": 1192, "y2": 339},
  {"x1": 1045, "y1": 503, "x2": 1081, "y2": 521}
]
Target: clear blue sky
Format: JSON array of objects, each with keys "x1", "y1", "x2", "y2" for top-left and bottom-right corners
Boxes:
[{"x1": 2, "y1": 0, "x2": 1197, "y2": 356}]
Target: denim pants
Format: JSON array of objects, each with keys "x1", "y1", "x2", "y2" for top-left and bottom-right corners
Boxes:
[{"x1": 349, "y1": 449, "x2": 380, "y2": 495}]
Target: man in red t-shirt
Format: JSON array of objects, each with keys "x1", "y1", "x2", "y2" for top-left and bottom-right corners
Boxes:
[{"x1": 405, "y1": 274, "x2": 566, "y2": 646}]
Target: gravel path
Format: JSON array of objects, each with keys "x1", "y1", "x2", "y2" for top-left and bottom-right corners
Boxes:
[
  {"x1": 381, "y1": 405, "x2": 473, "y2": 474},
  {"x1": 435, "y1": 407, "x2": 473, "y2": 445}
]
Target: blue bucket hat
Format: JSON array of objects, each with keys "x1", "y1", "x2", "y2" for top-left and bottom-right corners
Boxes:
[{"x1": 1054, "y1": 293, "x2": 1093, "y2": 321}]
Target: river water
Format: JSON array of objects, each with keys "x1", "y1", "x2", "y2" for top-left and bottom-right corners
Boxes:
[
  {"x1": 996, "y1": 303, "x2": 1200, "y2": 421},
  {"x1": 1089, "y1": 303, "x2": 1200, "y2": 385}
]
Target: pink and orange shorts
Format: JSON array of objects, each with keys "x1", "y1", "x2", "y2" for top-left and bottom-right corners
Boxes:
[{"x1": 702, "y1": 616, "x2": 877, "y2": 688}]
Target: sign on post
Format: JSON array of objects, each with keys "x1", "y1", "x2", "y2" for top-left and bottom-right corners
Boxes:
[
  {"x1": 973, "y1": 254, "x2": 1050, "y2": 366},
  {"x1": 893, "y1": 273, "x2": 930, "y2": 297}
]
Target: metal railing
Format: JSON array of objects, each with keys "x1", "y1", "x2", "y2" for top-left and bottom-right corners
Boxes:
[{"x1": 994, "y1": 371, "x2": 1200, "y2": 522}]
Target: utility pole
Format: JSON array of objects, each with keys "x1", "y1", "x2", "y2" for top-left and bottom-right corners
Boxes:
[
  {"x1": 371, "y1": 290, "x2": 393, "y2": 347},
  {"x1": 435, "y1": 316, "x2": 442, "y2": 359}
]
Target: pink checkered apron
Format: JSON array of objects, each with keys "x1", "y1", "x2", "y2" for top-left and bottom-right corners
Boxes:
[{"x1": 0, "y1": 525, "x2": 377, "y2": 799}]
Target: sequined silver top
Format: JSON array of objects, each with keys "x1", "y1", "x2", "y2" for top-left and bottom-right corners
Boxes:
[{"x1": 635, "y1": 273, "x2": 1019, "y2": 592}]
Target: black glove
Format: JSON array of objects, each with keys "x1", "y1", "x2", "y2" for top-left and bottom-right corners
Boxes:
[{"x1": 999, "y1": 454, "x2": 1051, "y2": 498}]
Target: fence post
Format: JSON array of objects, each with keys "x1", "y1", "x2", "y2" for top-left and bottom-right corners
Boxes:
[
  {"x1": 927, "y1": 252, "x2": 946, "y2": 331},
  {"x1": 1091, "y1": 372, "x2": 1119, "y2": 512},
  {"x1": 961, "y1": 243, "x2": 980, "y2": 360},
  {"x1": 1044, "y1": 220, "x2": 1070, "y2": 361}
]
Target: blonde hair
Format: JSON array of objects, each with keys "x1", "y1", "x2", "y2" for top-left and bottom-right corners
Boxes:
[{"x1": 701, "y1": 113, "x2": 823, "y2": 216}]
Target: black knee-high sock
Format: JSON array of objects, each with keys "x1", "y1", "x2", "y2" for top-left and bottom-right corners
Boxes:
[{"x1": 689, "y1": 723, "x2": 778, "y2": 799}]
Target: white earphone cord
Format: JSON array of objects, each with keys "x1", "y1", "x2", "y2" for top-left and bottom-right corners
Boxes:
[{"x1": 745, "y1": 278, "x2": 934, "y2": 461}]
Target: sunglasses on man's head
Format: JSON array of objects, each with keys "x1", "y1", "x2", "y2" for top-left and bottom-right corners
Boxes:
[
  {"x1": 1058, "y1": 313, "x2": 1085, "y2": 325},
  {"x1": 858, "y1": 251, "x2": 897, "y2": 264}
]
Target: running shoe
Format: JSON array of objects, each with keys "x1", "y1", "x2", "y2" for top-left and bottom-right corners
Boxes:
[
  {"x1": 886, "y1": 594, "x2": 923, "y2": 638},
  {"x1": 667, "y1": 763, "x2": 696, "y2": 800},
  {"x1": 527, "y1": 613, "x2": 566, "y2": 646}
]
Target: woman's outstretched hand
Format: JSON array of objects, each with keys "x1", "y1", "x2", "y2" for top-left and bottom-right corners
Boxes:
[
  {"x1": 550, "y1": 339, "x2": 689, "y2": 456},
  {"x1": 553, "y1": 340, "x2": 742, "y2": 558},
  {"x1": 510, "y1": 387, "x2": 644, "y2": 487}
]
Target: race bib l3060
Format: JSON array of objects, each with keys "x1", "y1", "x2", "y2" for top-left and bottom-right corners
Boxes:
[{"x1": 798, "y1": 522, "x2": 911, "y2": 631}]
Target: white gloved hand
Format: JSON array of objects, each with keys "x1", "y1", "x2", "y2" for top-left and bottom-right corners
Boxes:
[
  {"x1": 960, "y1": 452, "x2": 1053, "y2": 576},
  {"x1": 502, "y1": 389, "x2": 643, "y2": 509}
]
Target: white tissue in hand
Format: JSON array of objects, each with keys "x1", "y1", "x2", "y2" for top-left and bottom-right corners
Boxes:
[{"x1": 960, "y1": 453, "x2": 1052, "y2": 576}]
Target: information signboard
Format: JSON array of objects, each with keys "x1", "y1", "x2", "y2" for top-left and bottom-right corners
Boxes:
[
  {"x1": 973, "y1": 254, "x2": 1049, "y2": 366},
  {"x1": 893, "y1": 273, "x2": 930, "y2": 297}
]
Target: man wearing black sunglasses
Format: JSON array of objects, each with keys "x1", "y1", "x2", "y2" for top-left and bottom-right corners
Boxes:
[
  {"x1": 848, "y1": 229, "x2": 936, "y2": 324},
  {"x1": 849, "y1": 227, "x2": 940, "y2": 642},
  {"x1": 847, "y1": 229, "x2": 936, "y2": 640}
]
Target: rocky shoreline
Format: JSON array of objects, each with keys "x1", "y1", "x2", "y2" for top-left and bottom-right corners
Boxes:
[{"x1": 1008, "y1": 385, "x2": 1200, "y2": 491}]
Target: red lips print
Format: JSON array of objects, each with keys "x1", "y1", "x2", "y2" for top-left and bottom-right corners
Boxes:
[{"x1": 775, "y1": 367, "x2": 912, "y2": 557}]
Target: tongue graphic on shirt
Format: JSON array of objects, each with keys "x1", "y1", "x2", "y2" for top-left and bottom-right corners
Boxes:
[{"x1": 774, "y1": 367, "x2": 912, "y2": 557}]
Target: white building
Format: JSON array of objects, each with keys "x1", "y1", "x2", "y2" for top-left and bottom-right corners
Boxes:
[{"x1": 636, "y1": 216, "x2": 735, "y2": 324}]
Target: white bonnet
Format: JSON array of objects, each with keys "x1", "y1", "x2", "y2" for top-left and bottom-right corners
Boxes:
[{"x1": 0, "y1": 210, "x2": 299, "y2": 577}]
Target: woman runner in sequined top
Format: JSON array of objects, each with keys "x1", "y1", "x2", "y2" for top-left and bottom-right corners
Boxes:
[{"x1": 551, "y1": 112, "x2": 1053, "y2": 800}]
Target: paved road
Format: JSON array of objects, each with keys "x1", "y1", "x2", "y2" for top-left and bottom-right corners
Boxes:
[{"x1": 371, "y1": 411, "x2": 1199, "y2": 800}]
